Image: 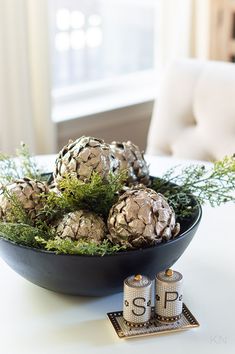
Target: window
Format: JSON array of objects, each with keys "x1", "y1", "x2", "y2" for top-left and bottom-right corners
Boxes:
[{"x1": 49, "y1": 0, "x2": 158, "y2": 121}]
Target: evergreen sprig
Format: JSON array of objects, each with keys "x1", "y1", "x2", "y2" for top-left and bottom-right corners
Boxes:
[
  {"x1": 41, "y1": 170, "x2": 128, "y2": 221},
  {"x1": 16, "y1": 143, "x2": 42, "y2": 180},
  {"x1": 35, "y1": 236, "x2": 126, "y2": 256},
  {"x1": 152, "y1": 155, "x2": 235, "y2": 218},
  {"x1": 0, "y1": 153, "x2": 19, "y2": 184},
  {"x1": 0, "y1": 142, "x2": 43, "y2": 186},
  {"x1": 0, "y1": 223, "x2": 49, "y2": 248}
]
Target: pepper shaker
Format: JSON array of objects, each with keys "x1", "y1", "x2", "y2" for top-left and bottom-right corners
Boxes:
[{"x1": 155, "y1": 269, "x2": 183, "y2": 323}]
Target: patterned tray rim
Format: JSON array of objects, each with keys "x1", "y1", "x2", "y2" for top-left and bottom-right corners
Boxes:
[{"x1": 107, "y1": 303, "x2": 200, "y2": 339}]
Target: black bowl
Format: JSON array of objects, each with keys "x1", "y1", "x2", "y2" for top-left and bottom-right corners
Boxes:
[{"x1": 0, "y1": 189, "x2": 202, "y2": 297}]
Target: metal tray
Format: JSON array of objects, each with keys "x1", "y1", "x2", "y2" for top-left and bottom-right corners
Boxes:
[{"x1": 107, "y1": 303, "x2": 199, "y2": 339}]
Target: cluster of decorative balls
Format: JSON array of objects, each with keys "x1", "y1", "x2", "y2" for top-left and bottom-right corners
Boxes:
[
  {"x1": 54, "y1": 136, "x2": 150, "y2": 186},
  {"x1": 0, "y1": 136, "x2": 180, "y2": 248}
]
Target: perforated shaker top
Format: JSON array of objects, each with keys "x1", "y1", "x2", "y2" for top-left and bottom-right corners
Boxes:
[
  {"x1": 125, "y1": 275, "x2": 151, "y2": 288},
  {"x1": 157, "y1": 270, "x2": 182, "y2": 284}
]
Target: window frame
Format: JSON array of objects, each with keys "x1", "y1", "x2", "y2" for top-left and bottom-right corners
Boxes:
[{"x1": 52, "y1": 69, "x2": 158, "y2": 122}]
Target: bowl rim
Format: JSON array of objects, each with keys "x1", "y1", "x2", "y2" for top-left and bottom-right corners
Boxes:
[{"x1": 0, "y1": 201, "x2": 202, "y2": 258}]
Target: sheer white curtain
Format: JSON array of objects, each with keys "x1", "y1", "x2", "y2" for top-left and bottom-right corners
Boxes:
[
  {"x1": 0, "y1": 0, "x2": 56, "y2": 155},
  {"x1": 155, "y1": 0, "x2": 211, "y2": 70}
]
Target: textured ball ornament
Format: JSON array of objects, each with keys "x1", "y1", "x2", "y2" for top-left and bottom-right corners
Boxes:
[
  {"x1": 110, "y1": 141, "x2": 150, "y2": 185},
  {"x1": 54, "y1": 136, "x2": 118, "y2": 187},
  {"x1": 55, "y1": 210, "x2": 106, "y2": 243},
  {"x1": 107, "y1": 187, "x2": 180, "y2": 248},
  {"x1": 0, "y1": 178, "x2": 49, "y2": 222}
]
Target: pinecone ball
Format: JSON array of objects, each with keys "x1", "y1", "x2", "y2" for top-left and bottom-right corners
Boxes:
[
  {"x1": 54, "y1": 136, "x2": 118, "y2": 187},
  {"x1": 0, "y1": 178, "x2": 49, "y2": 222},
  {"x1": 107, "y1": 187, "x2": 180, "y2": 248},
  {"x1": 110, "y1": 141, "x2": 150, "y2": 185},
  {"x1": 55, "y1": 210, "x2": 106, "y2": 243}
]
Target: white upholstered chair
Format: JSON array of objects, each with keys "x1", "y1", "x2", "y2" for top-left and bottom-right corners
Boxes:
[{"x1": 146, "y1": 59, "x2": 235, "y2": 161}]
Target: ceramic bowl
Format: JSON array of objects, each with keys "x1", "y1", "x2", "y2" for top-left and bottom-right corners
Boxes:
[{"x1": 0, "y1": 182, "x2": 202, "y2": 296}]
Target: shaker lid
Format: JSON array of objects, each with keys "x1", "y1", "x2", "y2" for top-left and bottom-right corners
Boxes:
[
  {"x1": 156, "y1": 269, "x2": 183, "y2": 283},
  {"x1": 125, "y1": 274, "x2": 152, "y2": 288}
]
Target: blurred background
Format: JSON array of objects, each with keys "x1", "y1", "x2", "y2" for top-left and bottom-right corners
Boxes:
[{"x1": 0, "y1": 0, "x2": 235, "y2": 155}]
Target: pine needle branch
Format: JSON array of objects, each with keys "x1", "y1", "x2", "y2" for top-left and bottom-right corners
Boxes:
[
  {"x1": 41, "y1": 170, "x2": 128, "y2": 221},
  {"x1": 152, "y1": 155, "x2": 235, "y2": 218},
  {"x1": 16, "y1": 143, "x2": 42, "y2": 180},
  {"x1": 0, "y1": 223, "x2": 49, "y2": 248},
  {"x1": 0, "y1": 142, "x2": 44, "y2": 186}
]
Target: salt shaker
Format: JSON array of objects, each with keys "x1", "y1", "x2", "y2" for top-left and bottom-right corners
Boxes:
[{"x1": 123, "y1": 274, "x2": 152, "y2": 326}]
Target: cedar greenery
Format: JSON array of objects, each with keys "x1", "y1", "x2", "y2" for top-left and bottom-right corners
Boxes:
[
  {"x1": 35, "y1": 236, "x2": 126, "y2": 256},
  {"x1": 152, "y1": 155, "x2": 235, "y2": 218},
  {"x1": 0, "y1": 223, "x2": 50, "y2": 248},
  {"x1": 41, "y1": 170, "x2": 128, "y2": 221},
  {"x1": 0, "y1": 142, "x2": 43, "y2": 185},
  {"x1": 15, "y1": 143, "x2": 42, "y2": 181}
]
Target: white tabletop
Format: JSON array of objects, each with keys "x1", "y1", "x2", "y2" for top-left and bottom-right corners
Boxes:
[{"x1": 0, "y1": 155, "x2": 234, "y2": 354}]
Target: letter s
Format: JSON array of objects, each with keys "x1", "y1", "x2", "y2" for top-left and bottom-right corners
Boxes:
[{"x1": 132, "y1": 297, "x2": 146, "y2": 316}]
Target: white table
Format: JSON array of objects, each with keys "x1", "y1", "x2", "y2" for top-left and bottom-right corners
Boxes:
[{"x1": 0, "y1": 156, "x2": 234, "y2": 354}]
